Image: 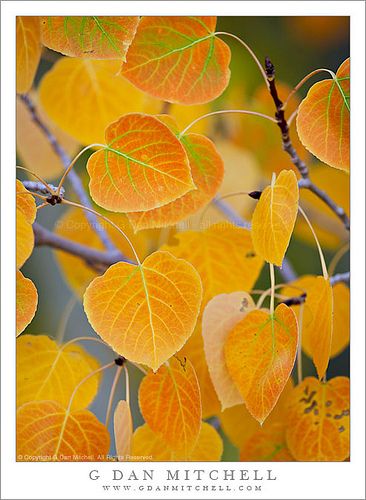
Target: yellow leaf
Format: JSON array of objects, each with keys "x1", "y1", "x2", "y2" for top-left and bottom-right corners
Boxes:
[
  {"x1": 16, "y1": 209, "x2": 34, "y2": 269},
  {"x1": 331, "y1": 283, "x2": 350, "y2": 358},
  {"x1": 251, "y1": 170, "x2": 299, "y2": 266},
  {"x1": 286, "y1": 377, "x2": 350, "y2": 461},
  {"x1": 16, "y1": 17, "x2": 41, "y2": 93},
  {"x1": 16, "y1": 270, "x2": 38, "y2": 336},
  {"x1": 17, "y1": 335, "x2": 100, "y2": 410},
  {"x1": 138, "y1": 357, "x2": 201, "y2": 457},
  {"x1": 202, "y1": 291, "x2": 255, "y2": 410},
  {"x1": 240, "y1": 421, "x2": 294, "y2": 461},
  {"x1": 39, "y1": 59, "x2": 160, "y2": 145},
  {"x1": 41, "y1": 16, "x2": 139, "y2": 60},
  {"x1": 114, "y1": 400, "x2": 133, "y2": 461},
  {"x1": 224, "y1": 304, "x2": 298, "y2": 424},
  {"x1": 16, "y1": 94, "x2": 79, "y2": 181},
  {"x1": 17, "y1": 400, "x2": 110, "y2": 461},
  {"x1": 83, "y1": 251, "x2": 202, "y2": 371},
  {"x1": 282, "y1": 275, "x2": 334, "y2": 378},
  {"x1": 16, "y1": 179, "x2": 37, "y2": 223}
]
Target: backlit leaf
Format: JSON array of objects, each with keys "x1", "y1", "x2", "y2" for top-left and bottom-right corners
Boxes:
[
  {"x1": 224, "y1": 304, "x2": 298, "y2": 424},
  {"x1": 131, "y1": 421, "x2": 222, "y2": 461},
  {"x1": 286, "y1": 377, "x2": 350, "y2": 461},
  {"x1": 87, "y1": 113, "x2": 195, "y2": 212},
  {"x1": 114, "y1": 400, "x2": 133, "y2": 461},
  {"x1": 219, "y1": 378, "x2": 294, "y2": 448},
  {"x1": 41, "y1": 16, "x2": 139, "y2": 60},
  {"x1": 128, "y1": 132, "x2": 224, "y2": 230},
  {"x1": 138, "y1": 357, "x2": 201, "y2": 457},
  {"x1": 282, "y1": 275, "x2": 333, "y2": 378},
  {"x1": 251, "y1": 170, "x2": 299, "y2": 266},
  {"x1": 17, "y1": 335, "x2": 100, "y2": 410},
  {"x1": 17, "y1": 179, "x2": 36, "y2": 223},
  {"x1": 240, "y1": 422, "x2": 294, "y2": 461},
  {"x1": 16, "y1": 209, "x2": 34, "y2": 269},
  {"x1": 202, "y1": 291, "x2": 255, "y2": 410},
  {"x1": 296, "y1": 58, "x2": 350, "y2": 172},
  {"x1": 17, "y1": 400, "x2": 110, "y2": 461},
  {"x1": 16, "y1": 94, "x2": 79, "y2": 181},
  {"x1": 16, "y1": 270, "x2": 38, "y2": 336},
  {"x1": 83, "y1": 251, "x2": 202, "y2": 371},
  {"x1": 122, "y1": 16, "x2": 231, "y2": 104},
  {"x1": 16, "y1": 17, "x2": 41, "y2": 93}
]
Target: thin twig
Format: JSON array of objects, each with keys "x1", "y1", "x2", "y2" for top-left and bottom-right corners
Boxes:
[
  {"x1": 22, "y1": 180, "x2": 65, "y2": 198},
  {"x1": 330, "y1": 271, "x2": 350, "y2": 286},
  {"x1": 19, "y1": 93, "x2": 117, "y2": 252}
]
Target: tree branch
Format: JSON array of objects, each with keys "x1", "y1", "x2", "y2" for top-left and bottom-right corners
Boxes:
[
  {"x1": 19, "y1": 94, "x2": 118, "y2": 252},
  {"x1": 330, "y1": 271, "x2": 350, "y2": 286},
  {"x1": 264, "y1": 57, "x2": 350, "y2": 231}
]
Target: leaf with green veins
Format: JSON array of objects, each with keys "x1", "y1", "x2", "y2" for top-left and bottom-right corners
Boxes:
[
  {"x1": 224, "y1": 304, "x2": 298, "y2": 424},
  {"x1": 296, "y1": 58, "x2": 350, "y2": 172},
  {"x1": 40, "y1": 16, "x2": 140, "y2": 60},
  {"x1": 86, "y1": 113, "x2": 195, "y2": 213},
  {"x1": 121, "y1": 16, "x2": 231, "y2": 104},
  {"x1": 83, "y1": 251, "x2": 202, "y2": 371}
]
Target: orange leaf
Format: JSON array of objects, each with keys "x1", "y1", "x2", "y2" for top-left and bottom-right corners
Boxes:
[
  {"x1": 219, "y1": 378, "x2": 294, "y2": 448},
  {"x1": 138, "y1": 357, "x2": 201, "y2": 457},
  {"x1": 16, "y1": 210, "x2": 34, "y2": 269},
  {"x1": 202, "y1": 291, "x2": 255, "y2": 410},
  {"x1": 251, "y1": 170, "x2": 299, "y2": 266},
  {"x1": 122, "y1": 16, "x2": 231, "y2": 104},
  {"x1": 296, "y1": 58, "x2": 350, "y2": 172},
  {"x1": 86, "y1": 114, "x2": 195, "y2": 212},
  {"x1": 282, "y1": 275, "x2": 334, "y2": 378},
  {"x1": 114, "y1": 400, "x2": 133, "y2": 461},
  {"x1": 16, "y1": 17, "x2": 41, "y2": 93},
  {"x1": 286, "y1": 377, "x2": 350, "y2": 461},
  {"x1": 224, "y1": 304, "x2": 298, "y2": 424},
  {"x1": 83, "y1": 251, "x2": 202, "y2": 371},
  {"x1": 16, "y1": 335, "x2": 100, "y2": 410},
  {"x1": 240, "y1": 422, "x2": 294, "y2": 461},
  {"x1": 16, "y1": 270, "x2": 38, "y2": 336},
  {"x1": 17, "y1": 400, "x2": 110, "y2": 461},
  {"x1": 41, "y1": 16, "x2": 139, "y2": 60},
  {"x1": 16, "y1": 179, "x2": 36, "y2": 223},
  {"x1": 131, "y1": 421, "x2": 222, "y2": 461},
  {"x1": 128, "y1": 131, "x2": 224, "y2": 230}
]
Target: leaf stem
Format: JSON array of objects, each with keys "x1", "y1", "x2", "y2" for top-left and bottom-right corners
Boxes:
[
  {"x1": 16, "y1": 166, "x2": 54, "y2": 194},
  {"x1": 105, "y1": 364, "x2": 124, "y2": 428},
  {"x1": 329, "y1": 243, "x2": 350, "y2": 277},
  {"x1": 298, "y1": 205, "x2": 328, "y2": 280},
  {"x1": 269, "y1": 263, "x2": 275, "y2": 315},
  {"x1": 124, "y1": 365, "x2": 130, "y2": 407},
  {"x1": 55, "y1": 295, "x2": 78, "y2": 344},
  {"x1": 283, "y1": 68, "x2": 337, "y2": 109}
]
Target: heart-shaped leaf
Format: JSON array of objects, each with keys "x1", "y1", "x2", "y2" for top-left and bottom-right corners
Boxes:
[
  {"x1": 87, "y1": 114, "x2": 195, "y2": 212},
  {"x1": 17, "y1": 400, "x2": 110, "y2": 461},
  {"x1": 16, "y1": 17, "x2": 41, "y2": 93},
  {"x1": 83, "y1": 251, "x2": 202, "y2": 371},
  {"x1": 224, "y1": 304, "x2": 298, "y2": 424},
  {"x1": 297, "y1": 58, "x2": 350, "y2": 172},
  {"x1": 122, "y1": 16, "x2": 231, "y2": 104},
  {"x1": 251, "y1": 169, "x2": 299, "y2": 267},
  {"x1": 41, "y1": 16, "x2": 139, "y2": 60},
  {"x1": 138, "y1": 357, "x2": 201, "y2": 457},
  {"x1": 286, "y1": 377, "x2": 350, "y2": 461},
  {"x1": 16, "y1": 271, "x2": 38, "y2": 336}
]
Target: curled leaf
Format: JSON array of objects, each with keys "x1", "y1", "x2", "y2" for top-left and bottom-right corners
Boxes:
[{"x1": 16, "y1": 270, "x2": 38, "y2": 336}]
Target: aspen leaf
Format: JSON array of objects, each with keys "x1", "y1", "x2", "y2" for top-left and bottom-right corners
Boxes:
[
  {"x1": 128, "y1": 132, "x2": 224, "y2": 230},
  {"x1": 86, "y1": 113, "x2": 195, "y2": 213},
  {"x1": 83, "y1": 251, "x2": 202, "y2": 371},
  {"x1": 17, "y1": 179, "x2": 36, "y2": 223},
  {"x1": 202, "y1": 291, "x2": 255, "y2": 410},
  {"x1": 16, "y1": 270, "x2": 38, "y2": 336},
  {"x1": 131, "y1": 422, "x2": 222, "y2": 461},
  {"x1": 16, "y1": 17, "x2": 41, "y2": 93},
  {"x1": 240, "y1": 422, "x2": 294, "y2": 461},
  {"x1": 17, "y1": 335, "x2": 100, "y2": 410},
  {"x1": 39, "y1": 59, "x2": 161, "y2": 145},
  {"x1": 16, "y1": 209, "x2": 34, "y2": 269},
  {"x1": 161, "y1": 223, "x2": 264, "y2": 306},
  {"x1": 224, "y1": 304, "x2": 298, "y2": 424},
  {"x1": 297, "y1": 58, "x2": 350, "y2": 172},
  {"x1": 41, "y1": 16, "x2": 139, "y2": 60},
  {"x1": 138, "y1": 357, "x2": 201, "y2": 457},
  {"x1": 16, "y1": 94, "x2": 79, "y2": 181},
  {"x1": 331, "y1": 283, "x2": 350, "y2": 358},
  {"x1": 17, "y1": 400, "x2": 110, "y2": 461},
  {"x1": 251, "y1": 170, "x2": 299, "y2": 266},
  {"x1": 286, "y1": 377, "x2": 350, "y2": 461},
  {"x1": 114, "y1": 400, "x2": 133, "y2": 461},
  {"x1": 219, "y1": 378, "x2": 294, "y2": 448},
  {"x1": 282, "y1": 275, "x2": 334, "y2": 378},
  {"x1": 54, "y1": 208, "x2": 149, "y2": 297},
  {"x1": 122, "y1": 16, "x2": 231, "y2": 105}
]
